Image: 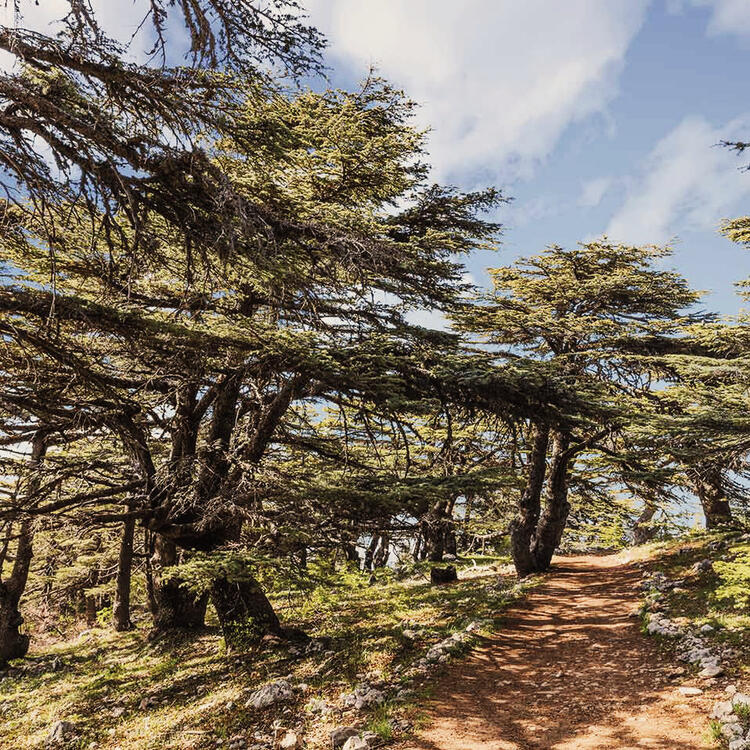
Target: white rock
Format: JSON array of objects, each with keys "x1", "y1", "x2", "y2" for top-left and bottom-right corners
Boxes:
[
  {"x1": 700, "y1": 624, "x2": 715, "y2": 634},
  {"x1": 354, "y1": 689, "x2": 384, "y2": 710},
  {"x1": 700, "y1": 664, "x2": 724, "y2": 678},
  {"x1": 342, "y1": 738, "x2": 369, "y2": 750},
  {"x1": 245, "y1": 680, "x2": 294, "y2": 709},
  {"x1": 278, "y1": 731, "x2": 301, "y2": 749},
  {"x1": 678, "y1": 687, "x2": 703, "y2": 696},
  {"x1": 712, "y1": 700, "x2": 735, "y2": 719},
  {"x1": 727, "y1": 685, "x2": 738, "y2": 696},
  {"x1": 330, "y1": 727, "x2": 359, "y2": 749},
  {"x1": 724, "y1": 724, "x2": 745, "y2": 741},
  {"x1": 46, "y1": 721, "x2": 78, "y2": 746},
  {"x1": 306, "y1": 698, "x2": 332, "y2": 714}
]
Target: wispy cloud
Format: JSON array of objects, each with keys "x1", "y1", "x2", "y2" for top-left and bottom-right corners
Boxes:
[
  {"x1": 606, "y1": 114, "x2": 750, "y2": 245},
  {"x1": 579, "y1": 177, "x2": 615, "y2": 208},
  {"x1": 307, "y1": 0, "x2": 649, "y2": 183},
  {"x1": 669, "y1": 0, "x2": 750, "y2": 39}
]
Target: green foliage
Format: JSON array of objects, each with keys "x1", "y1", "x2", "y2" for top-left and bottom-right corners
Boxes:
[
  {"x1": 709, "y1": 718, "x2": 724, "y2": 743},
  {"x1": 714, "y1": 545, "x2": 750, "y2": 610},
  {"x1": 367, "y1": 704, "x2": 394, "y2": 740}
]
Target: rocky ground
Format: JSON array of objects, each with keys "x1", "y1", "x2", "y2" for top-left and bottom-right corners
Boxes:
[
  {"x1": 398, "y1": 537, "x2": 750, "y2": 750},
  {"x1": 1, "y1": 555, "x2": 532, "y2": 749},
  {"x1": 5, "y1": 536, "x2": 749, "y2": 750}
]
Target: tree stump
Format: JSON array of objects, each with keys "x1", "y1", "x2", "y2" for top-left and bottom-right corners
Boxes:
[{"x1": 430, "y1": 565, "x2": 458, "y2": 585}]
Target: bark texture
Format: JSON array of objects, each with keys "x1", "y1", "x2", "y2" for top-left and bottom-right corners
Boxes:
[
  {"x1": 530, "y1": 431, "x2": 572, "y2": 571},
  {"x1": 113, "y1": 514, "x2": 136, "y2": 631},
  {"x1": 151, "y1": 537, "x2": 208, "y2": 633},
  {"x1": 0, "y1": 520, "x2": 34, "y2": 666},
  {"x1": 210, "y1": 575, "x2": 281, "y2": 650},
  {"x1": 633, "y1": 503, "x2": 658, "y2": 545},
  {"x1": 0, "y1": 432, "x2": 46, "y2": 666},
  {"x1": 692, "y1": 464, "x2": 734, "y2": 530},
  {"x1": 510, "y1": 425, "x2": 550, "y2": 576}
]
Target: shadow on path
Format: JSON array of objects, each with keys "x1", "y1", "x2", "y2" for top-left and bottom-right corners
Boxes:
[{"x1": 402, "y1": 555, "x2": 713, "y2": 750}]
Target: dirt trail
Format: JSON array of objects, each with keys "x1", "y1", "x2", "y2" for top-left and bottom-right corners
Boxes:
[{"x1": 403, "y1": 554, "x2": 715, "y2": 750}]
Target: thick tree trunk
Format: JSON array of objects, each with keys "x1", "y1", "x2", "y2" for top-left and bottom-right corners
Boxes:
[
  {"x1": 151, "y1": 537, "x2": 207, "y2": 633},
  {"x1": 0, "y1": 433, "x2": 46, "y2": 667},
  {"x1": 530, "y1": 431, "x2": 572, "y2": 571},
  {"x1": 363, "y1": 534, "x2": 378, "y2": 571},
  {"x1": 0, "y1": 520, "x2": 34, "y2": 666},
  {"x1": 210, "y1": 575, "x2": 281, "y2": 650},
  {"x1": 510, "y1": 424, "x2": 550, "y2": 576},
  {"x1": 692, "y1": 464, "x2": 734, "y2": 530},
  {"x1": 633, "y1": 502, "x2": 658, "y2": 545},
  {"x1": 422, "y1": 500, "x2": 453, "y2": 563},
  {"x1": 342, "y1": 542, "x2": 360, "y2": 567},
  {"x1": 412, "y1": 533, "x2": 424, "y2": 562},
  {"x1": 113, "y1": 515, "x2": 136, "y2": 631}
]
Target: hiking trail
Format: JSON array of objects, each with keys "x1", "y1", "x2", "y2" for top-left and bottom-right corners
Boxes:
[{"x1": 402, "y1": 554, "x2": 714, "y2": 750}]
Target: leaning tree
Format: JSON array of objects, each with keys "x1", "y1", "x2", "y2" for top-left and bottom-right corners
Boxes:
[
  {"x1": 0, "y1": 78, "x2": 504, "y2": 649},
  {"x1": 455, "y1": 241, "x2": 703, "y2": 576}
]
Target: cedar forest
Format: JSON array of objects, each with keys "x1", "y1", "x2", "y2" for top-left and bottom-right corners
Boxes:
[{"x1": 0, "y1": 3, "x2": 749, "y2": 750}]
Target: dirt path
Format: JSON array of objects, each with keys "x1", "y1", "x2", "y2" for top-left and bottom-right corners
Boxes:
[{"x1": 402, "y1": 554, "x2": 715, "y2": 750}]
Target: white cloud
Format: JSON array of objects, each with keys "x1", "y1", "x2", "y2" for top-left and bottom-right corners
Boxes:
[
  {"x1": 509, "y1": 195, "x2": 565, "y2": 227},
  {"x1": 307, "y1": 0, "x2": 649, "y2": 182},
  {"x1": 702, "y1": 0, "x2": 750, "y2": 35},
  {"x1": 605, "y1": 114, "x2": 750, "y2": 245},
  {"x1": 579, "y1": 176, "x2": 614, "y2": 208},
  {"x1": 669, "y1": 0, "x2": 750, "y2": 38}
]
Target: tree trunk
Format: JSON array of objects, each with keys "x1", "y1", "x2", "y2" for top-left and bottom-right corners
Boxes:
[
  {"x1": 692, "y1": 464, "x2": 734, "y2": 530},
  {"x1": 363, "y1": 534, "x2": 378, "y2": 571},
  {"x1": 510, "y1": 424, "x2": 550, "y2": 577},
  {"x1": 633, "y1": 502, "x2": 658, "y2": 545},
  {"x1": 113, "y1": 514, "x2": 136, "y2": 631},
  {"x1": 342, "y1": 542, "x2": 360, "y2": 567},
  {"x1": 0, "y1": 432, "x2": 46, "y2": 667},
  {"x1": 530, "y1": 430, "x2": 572, "y2": 571},
  {"x1": 423, "y1": 500, "x2": 451, "y2": 563},
  {"x1": 0, "y1": 520, "x2": 34, "y2": 666},
  {"x1": 372, "y1": 533, "x2": 390, "y2": 568},
  {"x1": 210, "y1": 574, "x2": 281, "y2": 650},
  {"x1": 151, "y1": 537, "x2": 207, "y2": 633}
]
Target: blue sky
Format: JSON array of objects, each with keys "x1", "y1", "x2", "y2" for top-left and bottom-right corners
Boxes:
[{"x1": 306, "y1": 0, "x2": 750, "y2": 316}]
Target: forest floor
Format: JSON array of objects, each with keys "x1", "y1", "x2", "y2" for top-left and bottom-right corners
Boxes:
[
  {"x1": 400, "y1": 549, "x2": 743, "y2": 750},
  {"x1": 4, "y1": 537, "x2": 749, "y2": 749}
]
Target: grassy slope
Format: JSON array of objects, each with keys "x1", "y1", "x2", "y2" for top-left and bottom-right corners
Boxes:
[
  {"x1": 632, "y1": 531, "x2": 750, "y2": 747},
  {"x1": 635, "y1": 532, "x2": 750, "y2": 662},
  {"x1": 1, "y1": 556, "x2": 533, "y2": 750}
]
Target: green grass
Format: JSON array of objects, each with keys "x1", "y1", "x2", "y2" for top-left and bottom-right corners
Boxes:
[
  {"x1": 366, "y1": 703, "x2": 394, "y2": 740},
  {"x1": 709, "y1": 718, "x2": 724, "y2": 743},
  {"x1": 1, "y1": 555, "x2": 530, "y2": 749},
  {"x1": 637, "y1": 530, "x2": 750, "y2": 679}
]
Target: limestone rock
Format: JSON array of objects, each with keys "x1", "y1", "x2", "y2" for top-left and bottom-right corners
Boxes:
[
  {"x1": 278, "y1": 730, "x2": 301, "y2": 749},
  {"x1": 723, "y1": 723, "x2": 745, "y2": 741},
  {"x1": 246, "y1": 680, "x2": 294, "y2": 710},
  {"x1": 46, "y1": 721, "x2": 78, "y2": 746},
  {"x1": 330, "y1": 727, "x2": 359, "y2": 748},
  {"x1": 678, "y1": 686, "x2": 703, "y2": 696},
  {"x1": 341, "y1": 738, "x2": 368, "y2": 750}
]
